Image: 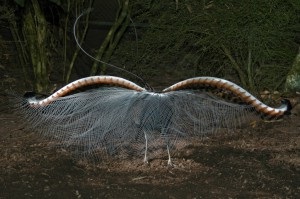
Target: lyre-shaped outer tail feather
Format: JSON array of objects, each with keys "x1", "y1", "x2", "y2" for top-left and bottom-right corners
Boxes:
[
  {"x1": 163, "y1": 77, "x2": 292, "y2": 117},
  {"x1": 27, "y1": 76, "x2": 146, "y2": 107}
]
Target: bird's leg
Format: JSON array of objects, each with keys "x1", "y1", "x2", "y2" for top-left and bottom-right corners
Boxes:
[
  {"x1": 162, "y1": 127, "x2": 173, "y2": 166},
  {"x1": 143, "y1": 131, "x2": 148, "y2": 164},
  {"x1": 167, "y1": 144, "x2": 173, "y2": 166}
]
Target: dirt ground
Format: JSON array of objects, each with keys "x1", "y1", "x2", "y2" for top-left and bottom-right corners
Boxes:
[{"x1": 0, "y1": 84, "x2": 300, "y2": 199}]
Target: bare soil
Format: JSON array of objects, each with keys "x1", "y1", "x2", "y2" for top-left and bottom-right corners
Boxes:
[{"x1": 0, "y1": 87, "x2": 300, "y2": 199}]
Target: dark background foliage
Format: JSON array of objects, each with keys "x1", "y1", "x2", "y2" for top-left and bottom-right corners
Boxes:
[
  {"x1": 0, "y1": 0, "x2": 300, "y2": 92},
  {"x1": 113, "y1": 0, "x2": 300, "y2": 90}
]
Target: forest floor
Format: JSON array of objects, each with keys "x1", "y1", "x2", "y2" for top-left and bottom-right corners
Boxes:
[{"x1": 0, "y1": 77, "x2": 300, "y2": 199}]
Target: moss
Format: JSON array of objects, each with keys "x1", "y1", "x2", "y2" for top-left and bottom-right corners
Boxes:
[{"x1": 285, "y1": 50, "x2": 300, "y2": 91}]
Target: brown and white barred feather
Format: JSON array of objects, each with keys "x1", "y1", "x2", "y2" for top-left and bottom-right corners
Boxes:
[
  {"x1": 163, "y1": 77, "x2": 291, "y2": 117},
  {"x1": 28, "y1": 76, "x2": 145, "y2": 107}
]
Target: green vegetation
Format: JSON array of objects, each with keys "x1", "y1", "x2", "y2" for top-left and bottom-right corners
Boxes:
[
  {"x1": 114, "y1": 0, "x2": 300, "y2": 92},
  {"x1": 0, "y1": 0, "x2": 299, "y2": 93},
  {"x1": 4, "y1": 0, "x2": 133, "y2": 92},
  {"x1": 3, "y1": 0, "x2": 93, "y2": 92},
  {"x1": 90, "y1": 0, "x2": 131, "y2": 75}
]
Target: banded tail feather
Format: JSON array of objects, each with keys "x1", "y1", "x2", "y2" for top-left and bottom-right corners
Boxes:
[
  {"x1": 163, "y1": 77, "x2": 292, "y2": 117},
  {"x1": 26, "y1": 76, "x2": 145, "y2": 107}
]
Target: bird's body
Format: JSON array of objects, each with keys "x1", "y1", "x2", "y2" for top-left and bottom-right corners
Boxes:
[{"x1": 17, "y1": 76, "x2": 291, "y2": 165}]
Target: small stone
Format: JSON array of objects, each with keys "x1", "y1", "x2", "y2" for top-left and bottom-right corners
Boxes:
[
  {"x1": 44, "y1": 186, "x2": 50, "y2": 192},
  {"x1": 262, "y1": 90, "x2": 270, "y2": 95}
]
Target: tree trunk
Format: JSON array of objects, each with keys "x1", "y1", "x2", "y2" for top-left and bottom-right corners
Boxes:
[{"x1": 22, "y1": 0, "x2": 49, "y2": 93}]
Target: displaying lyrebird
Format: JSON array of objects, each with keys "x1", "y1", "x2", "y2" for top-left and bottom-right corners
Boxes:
[{"x1": 18, "y1": 76, "x2": 291, "y2": 165}]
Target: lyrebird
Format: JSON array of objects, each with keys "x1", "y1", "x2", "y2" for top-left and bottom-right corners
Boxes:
[{"x1": 18, "y1": 75, "x2": 291, "y2": 165}]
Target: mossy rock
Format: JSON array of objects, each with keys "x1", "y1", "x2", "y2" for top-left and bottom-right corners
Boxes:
[{"x1": 285, "y1": 51, "x2": 300, "y2": 92}]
